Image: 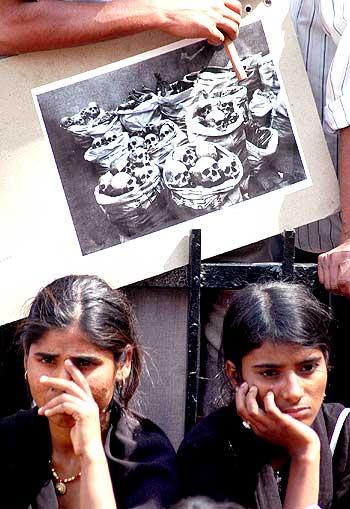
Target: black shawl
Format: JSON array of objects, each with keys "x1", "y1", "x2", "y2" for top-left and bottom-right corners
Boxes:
[
  {"x1": 0, "y1": 404, "x2": 179, "y2": 509},
  {"x1": 177, "y1": 403, "x2": 350, "y2": 509}
]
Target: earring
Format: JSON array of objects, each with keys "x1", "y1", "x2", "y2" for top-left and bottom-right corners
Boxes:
[
  {"x1": 24, "y1": 370, "x2": 28, "y2": 381},
  {"x1": 116, "y1": 381, "x2": 124, "y2": 398}
]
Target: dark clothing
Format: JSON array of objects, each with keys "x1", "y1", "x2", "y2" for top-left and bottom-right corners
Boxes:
[
  {"x1": 177, "y1": 403, "x2": 350, "y2": 509},
  {"x1": 0, "y1": 404, "x2": 179, "y2": 509}
]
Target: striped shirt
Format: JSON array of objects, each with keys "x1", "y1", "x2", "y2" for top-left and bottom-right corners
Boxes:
[{"x1": 290, "y1": 0, "x2": 350, "y2": 253}]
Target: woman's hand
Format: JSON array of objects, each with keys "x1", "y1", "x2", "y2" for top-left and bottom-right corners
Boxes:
[
  {"x1": 236, "y1": 383, "x2": 320, "y2": 458},
  {"x1": 152, "y1": 0, "x2": 242, "y2": 45},
  {"x1": 38, "y1": 360, "x2": 104, "y2": 458}
]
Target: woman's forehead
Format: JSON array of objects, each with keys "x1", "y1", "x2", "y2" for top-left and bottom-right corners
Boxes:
[
  {"x1": 30, "y1": 326, "x2": 101, "y2": 355},
  {"x1": 243, "y1": 343, "x2": 325, "y2": 365}
]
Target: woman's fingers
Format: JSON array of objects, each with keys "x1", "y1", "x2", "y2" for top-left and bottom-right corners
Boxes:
[
  {"x1": 38, "y1": 393, "x2": 79, "y2": 415},
  {"x1": 64, "y1": 360, "x2": 93, "y2": 398},
  {"x1": 40, "y1": 373, "x2": 88, "y2": 400}
]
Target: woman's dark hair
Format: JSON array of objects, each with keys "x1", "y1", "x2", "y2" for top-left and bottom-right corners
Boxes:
[
  {"x1": 222, "y1": 281, "x2": 332, "y2": 378},
  {"x1": 171, "y1": 496, "x2": 244, "y2": 509},
  {"x1": 18, "y1": 274, "x2": 142, "y2": 408}
]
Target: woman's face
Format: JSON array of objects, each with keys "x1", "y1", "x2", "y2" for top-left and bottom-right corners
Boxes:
[
  {"x1": 25, "y1": 325, "x2": 128, "y2": 428},
  {"x1": 229, "y1": 342, "x2": 328, "y2": 426}
]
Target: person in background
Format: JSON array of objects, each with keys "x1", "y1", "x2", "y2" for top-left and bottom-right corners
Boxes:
[
  {"x1": 0, "y1": 274, "x2": 178, "y2": 509},
  {"x1": 177, "y1": 282, "x2": 350, "y2": 509}
]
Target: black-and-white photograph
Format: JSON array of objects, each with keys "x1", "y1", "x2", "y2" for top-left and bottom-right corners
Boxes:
[{"x1": 33, "y1": 20, "x2": 308, "y2": 256}]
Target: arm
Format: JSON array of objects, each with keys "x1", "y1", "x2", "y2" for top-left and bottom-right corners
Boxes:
[
  {"x1": 236, "y1": 384, "x2": 320, "y2": 509},
  {"x1": 0, "y1": 0, "x2": 241, "y2": 55},
  {"x1": 318, "y1": 19, "x2": 350, "y2": 298},
  {"x1": 38, "y1": 360, "x2": 117, "y2": 509}
]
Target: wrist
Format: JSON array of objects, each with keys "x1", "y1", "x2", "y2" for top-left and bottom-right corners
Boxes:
[{"x1": 290, "y1": 441, "x2": 320, "y2": 464}]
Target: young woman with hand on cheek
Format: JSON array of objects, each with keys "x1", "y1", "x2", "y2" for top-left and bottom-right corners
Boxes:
[
  {"x1": 177, "y1": 282, "x2": 350, "y2": 509},
  {"x1": 0, "y1": 275, "x2": 178, "y2": 509}
]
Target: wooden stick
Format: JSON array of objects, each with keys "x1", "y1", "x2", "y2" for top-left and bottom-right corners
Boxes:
[{"x1": 224, "y1": 38, "x2": 247, "y2": 81}]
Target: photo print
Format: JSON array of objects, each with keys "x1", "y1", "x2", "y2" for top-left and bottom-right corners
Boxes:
[{"x1": 33, "y1": 20, "x2": 308, "y2": 256}]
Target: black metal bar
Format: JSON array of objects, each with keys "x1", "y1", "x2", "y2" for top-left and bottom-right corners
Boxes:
[
  {"x1": 201, "y1": 262, "x2": 282, "y2": 288},
  {"x1": 185, "y1": 229, "x2": 202, "y2": 433},
  {"x1": 282, "y1": 230, "x2": 295, "y2": 281}
]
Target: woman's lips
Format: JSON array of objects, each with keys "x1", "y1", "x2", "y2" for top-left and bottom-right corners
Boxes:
[{"x1": 282, "y1": 407, "x2": 311, "y2": 419}]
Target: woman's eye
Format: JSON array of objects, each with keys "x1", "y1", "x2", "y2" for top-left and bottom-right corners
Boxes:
[
  {"x1": 300, "y1": 363, "x2": 318, "y2": 374},
  {"x1": 74, "y1": 359, "x2": 92, "y2": 368},
  {"x1": 260, "y1": 369, "x2": 279, "y2": 378},
  {"x1": 40, "y1": 356, "x2": 55, "y2": 365}
]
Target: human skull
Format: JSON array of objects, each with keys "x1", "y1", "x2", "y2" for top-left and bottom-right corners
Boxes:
[
  {"x1": 206, "y1": 109, "x2": 226, "y2": 129},
  {"x1": 128, "y1": 136, "x2": 144, "y2": 151},
  {"x1": 159, "y1": 123, "x2": 175, "y2": 140},
  {"x1": 129, "y1": 147, "x2": 150, "y2": 167},
  {"x1": 80, "y1": 108, "x2": 90, "y2": 122},
  {"x1": 193, "y1": 157, "x2": 222, "y2": 188},
  {"x1": 110, "y1": 172, "x2": 137, "y2": 195},
  {"x1": 219, "y1": 101, "x2": 235, "y2": 117},
  {"x1": 174, "y1": 146, "x2": 197, "y2": 169},
  {"x1": 103, "y1": 132, "x2": 119, "y2": 145},
  {"x1": 131, "y1": 165, "x2": 154, "y2": 186},
  {"x1": 218, "y1": 156, "x2": 242, "y2": 183},
  {"x1": 164, "y1": 160, "x2": 191, "y2": 188},
  {"x1": 60, "y1": 116, "x2": 74, "y2": 128},
  {"x1": 87, "y1": 102, "x2": 101, "y2": 119},
  {"x1": 98, "y1": 171, "x2": 113, "y2": 193},
  {"x1": 144, "y1": 133, "x2": 159, "y2": 152},
  {"x1": 92, "y1": 137, "x2": 105, "y2": 150}
]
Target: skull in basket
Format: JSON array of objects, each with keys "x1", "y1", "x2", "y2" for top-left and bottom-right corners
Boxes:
[
  {"x1": 219, "y1": 100, "x2": 235, "y2": 117},
  {"x1": 206, "y1": 109, "x2": 227, "y2": 130},
  {"x1": 131, "y1": 165, "x2": 155, "y2": 186},
  {"x1": 174, "y1": 146, "x2": 197, "y2": 169},
  {"x1": 60, "y1": 116, "x2": 75, "y2": 129},
  {"x1": 92, "y1": 137, "x2": 106, "y2": 150},
  {"x1": 192, "y1": 157, "x2": 222, "y2": 188},
  {"x1": 129, "y1": 147, "x2": 150, "y2": 167},
  {"x1": 159, "y1": 122, "x2": 175, "y2": 141},
  {"x1": 103, "y1": 131, "x2": 119, "y2": 145},
  {"x1": 128, "y1": 135, "x2": 145, "y2": 151},
  {"x1": 144, "y1": 133, "x2": 159, "y2": 152},
  {"x1": 164, "y1": 160, "x2": 191, "y2": 188},
  {"x1": 87, "y1": 102, "x2": 101, "y2": 119},
  {"x1": 109, "y1": 172, "x2": 137, "y2": 196},
  {"x1": 218, "y1": 156, "x2": 242, "y2": 182}
]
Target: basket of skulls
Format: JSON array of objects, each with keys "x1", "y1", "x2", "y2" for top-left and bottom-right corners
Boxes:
[
  {"x1": 60, "y1": 102, "x2": 119, "y2": 149},
  {"x1": 163, "y1": 142, "x2": 244, "y2": 221},
  {"x1": 84, "y1": 125, "x2": 130, "y2": 175},
  {"x1": 258, "y1": 53, "x2": 280, "y2": 96},
  {"x1": 186, "y1": 97, "x2": 249, "y2": 182},
  {"x1": 94, "y1": 142, "x2": 168, "y2": 239},
  {"x1": 139, "y1": 120, "x2": 188, "y2": 169}
]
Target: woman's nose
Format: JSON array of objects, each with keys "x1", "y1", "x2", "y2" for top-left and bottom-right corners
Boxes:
[
  {"x1": 51, "y1": 363, "x2": 72, "y2": 383},
  {"x1": 280, "y1": 372, "x2": 304, "y2": 402}
]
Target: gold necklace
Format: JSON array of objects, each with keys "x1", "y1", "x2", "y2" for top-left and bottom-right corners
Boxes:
[{"x1": 49, "y1": 460, "x2": 82, "y2": 496}]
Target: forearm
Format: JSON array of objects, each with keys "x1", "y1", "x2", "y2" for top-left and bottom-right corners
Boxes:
[
  {"x1": 80, "y1": 445, "x2": 117, "y2": 509},
  {"x1": 283, "y1": 448, "x2": 320, "y2": 509},
  {"x1": 0, "y1": 0, "x2": 163, "y2": 55},
  {"x1": 339, "y1": 126, "x2": 350, "y2": 241}
]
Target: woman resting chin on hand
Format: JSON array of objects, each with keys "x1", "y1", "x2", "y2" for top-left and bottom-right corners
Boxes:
[
  {"x1": 0, "y1": 275, "x2": 178, "y2": 509},
  {"x1": 177, "y1": 282, "x2": 350, "y2": 509}
]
